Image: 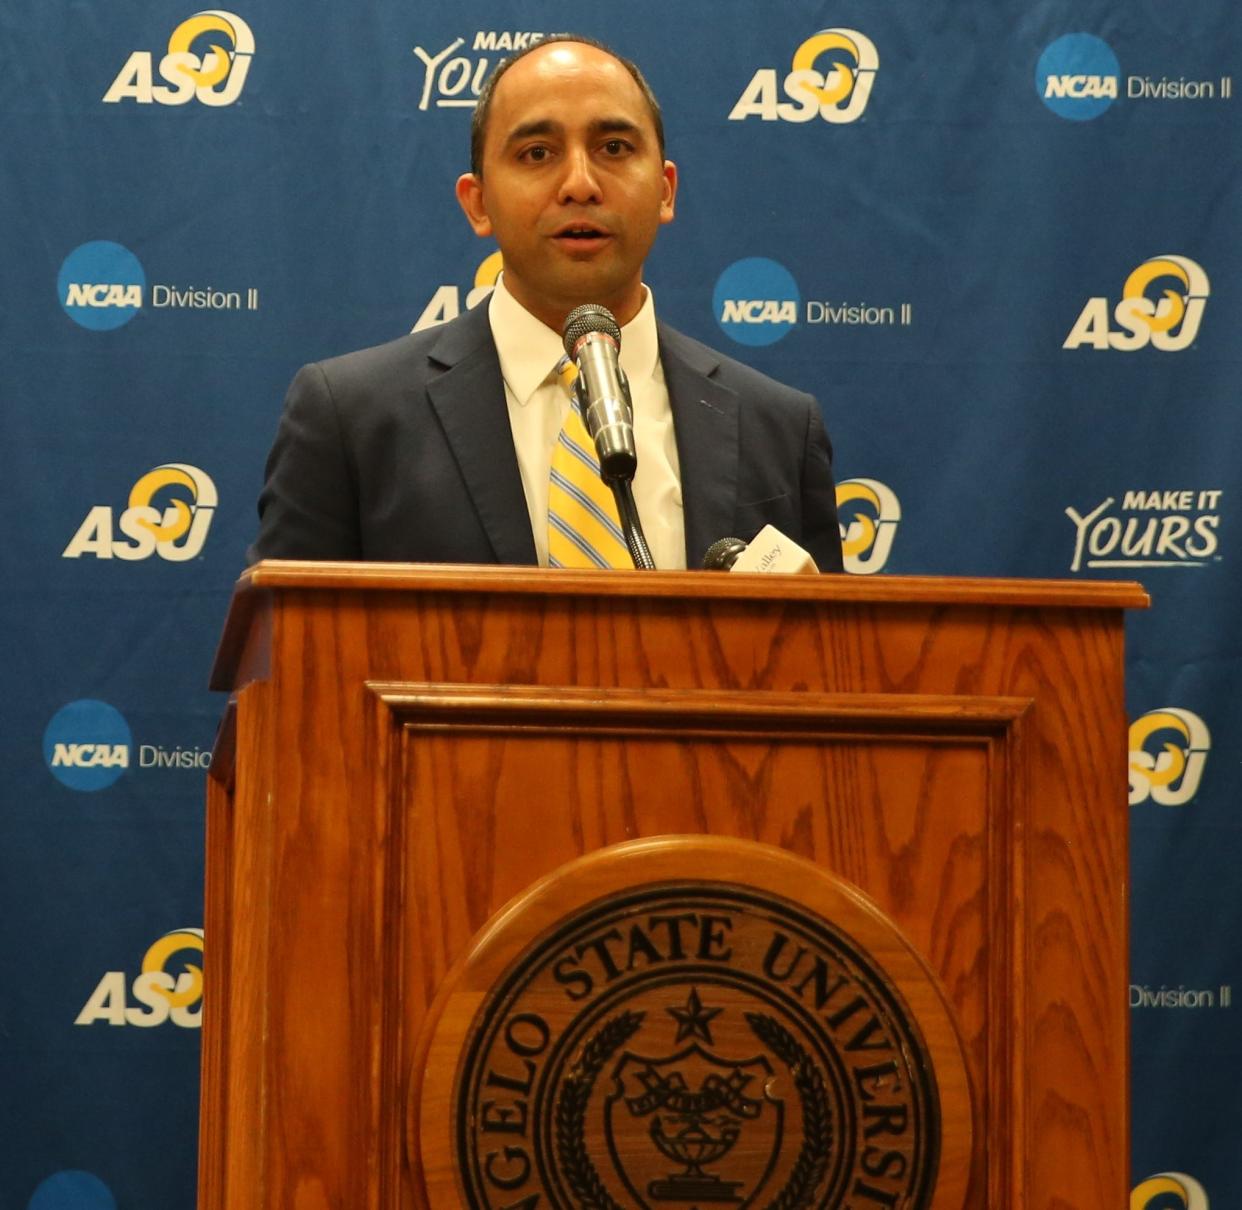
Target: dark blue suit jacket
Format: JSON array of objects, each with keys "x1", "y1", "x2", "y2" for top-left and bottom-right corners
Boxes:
[{"x1": 249, "y1": 299, "x2": 843, "y2": 570}]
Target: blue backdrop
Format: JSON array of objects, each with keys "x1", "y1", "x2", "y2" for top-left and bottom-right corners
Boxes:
[{"x1": 2, "y1": 4, "x2": 1236, "y2": 1207}]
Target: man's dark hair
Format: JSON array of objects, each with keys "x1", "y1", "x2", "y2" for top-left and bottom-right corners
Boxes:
[{"x1": 470, "y1": 34, "x2": 666, "y2": 178}]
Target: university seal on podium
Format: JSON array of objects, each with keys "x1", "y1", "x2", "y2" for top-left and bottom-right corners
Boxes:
[{"x1": 414, "y1": 839, "x2": 974, "y2": 1210}]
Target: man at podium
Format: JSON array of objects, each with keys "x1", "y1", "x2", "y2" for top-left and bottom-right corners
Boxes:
[{"x1": 248, "y1": 35, "x2": 844, "y2": 573}]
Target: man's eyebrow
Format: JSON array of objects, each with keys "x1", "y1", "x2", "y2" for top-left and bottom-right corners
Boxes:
[
  {"x1": 591, "y1": 117, "x2": 643, "y2": 137},
  {"x1": 501, "y1": 116, "x2": 646, "y2": 148},
  {"x1": 503, "y1": 118, "x2": 561, "y2": 147}
]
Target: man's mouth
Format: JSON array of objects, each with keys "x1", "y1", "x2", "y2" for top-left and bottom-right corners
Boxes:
[{"x1": 553, "y1": 224, "x2": 612, "y2": 245}]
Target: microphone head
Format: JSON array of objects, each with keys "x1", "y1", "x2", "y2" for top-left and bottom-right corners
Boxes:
[
  {"x1": 702, "y1": 537, "x2": 747, "y2": 571},
  {"x1": 563, "y1": 303, "x2": 622, "y2": 356}
]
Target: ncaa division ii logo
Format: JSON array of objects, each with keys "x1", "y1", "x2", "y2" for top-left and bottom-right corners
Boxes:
[
  {"x1": 103, "y1": 10, "x2": 254, "y2": 106},
  {"x1": 1129, "y1": 708, "x2": 1210, "y2": 807},
  {"x1": 63, "y1": 464, "x2": 217, "y2": 561},
  {"x1": 59, "y1": 239, "x2": 261, "y2": 327},
  {"x1": 1064, "y1": 255, "x2": 1209, "y2": 351},
  {"x1": 43, "y1": 698, "x2": 211, "y2": 789},
  {"x1": 730, "y1": 30, "x2": 878, "y2": 123},
  {"x1": 1037, "y1": 32, "x2": 1231, "y2": 120},
  {"x1": 712, "y1": 258, "x2": 912, "y2": 347}
]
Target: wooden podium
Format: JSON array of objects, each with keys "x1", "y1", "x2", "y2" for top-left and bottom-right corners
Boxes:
[{"x1": 201, "y1": 562, "x2": 1146, "y2": 1210}]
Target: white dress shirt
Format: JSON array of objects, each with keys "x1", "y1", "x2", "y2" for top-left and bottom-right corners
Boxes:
[{"x1": 487, "y1": 277, "x2": 686, "y2": 570}]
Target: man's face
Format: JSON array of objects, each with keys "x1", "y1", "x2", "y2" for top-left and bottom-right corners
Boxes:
[{"x1": 456, "y1": 42, "x2": 677, "y2": 332}]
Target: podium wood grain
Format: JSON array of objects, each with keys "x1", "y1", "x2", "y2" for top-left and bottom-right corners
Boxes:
[{"x1": 202, "y1": 563, "x2": 1145, "y2": 1210}]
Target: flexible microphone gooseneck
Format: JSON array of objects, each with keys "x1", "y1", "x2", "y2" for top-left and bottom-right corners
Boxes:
[{"x1": 561, "y1": 304, "x2": 655, "y2": 571}]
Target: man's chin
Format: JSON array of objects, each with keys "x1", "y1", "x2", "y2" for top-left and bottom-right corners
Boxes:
[
  {"x1": 506, "y1": 267, "x2": 639, "y2": 328},
  {"x1": 551, "y1": 234, "x2": 615, "y2": 259},
  {"x1": 549, "y1": 271, "x2": 628, "y2": 309}
]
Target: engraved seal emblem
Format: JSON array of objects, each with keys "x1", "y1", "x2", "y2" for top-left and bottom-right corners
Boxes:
[
  {"x1": 414, "y1": 840, "x2": 972, "y2": 1210},
  {"x1": 455, "y1": 891, "x2": 937, "y2": 1207}
]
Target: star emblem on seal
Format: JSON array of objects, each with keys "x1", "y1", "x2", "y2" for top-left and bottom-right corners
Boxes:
[{"x1": 666, "y1": 986, "x2": 722, "y2": 1043}]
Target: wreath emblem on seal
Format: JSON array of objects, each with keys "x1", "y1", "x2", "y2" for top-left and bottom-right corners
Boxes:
[{"x1": 554, "y1": 1002, "x2": 832, "y2": 1210}]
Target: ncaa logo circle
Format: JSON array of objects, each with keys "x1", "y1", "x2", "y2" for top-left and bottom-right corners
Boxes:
[
  {"x1": 713, "y1": 257, "x2": 800, "y2": 347},
  {"x1": 58, "y1": 241, "x2": 145, "y2": 330},
  {"x1": 1036, "y1": 34, "x2": 1120, "y2": 120},
  {"x1": 43, "y1": 700, "x2": 132, "y2": 791},
  {"x1": 27, "y1": 1170, "x2": 117, "y2": 1210}
]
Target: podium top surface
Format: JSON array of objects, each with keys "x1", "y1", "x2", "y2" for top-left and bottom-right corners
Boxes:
[
  {"x1": 235, "y1": 559, "x2": 1149, "y2": 608},
  {"x1": 211, "y1": 560, "x2": 1147, "y2": 692}
]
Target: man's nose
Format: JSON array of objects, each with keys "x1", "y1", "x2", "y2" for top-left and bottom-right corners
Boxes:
[{"x1": 558, "y1": 147, "x2": 603, "y2": 204}]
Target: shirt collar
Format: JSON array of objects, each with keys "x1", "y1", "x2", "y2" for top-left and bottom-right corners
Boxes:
[{"x1": 488, "y1": 275, "x2": 660, "y2": 407}]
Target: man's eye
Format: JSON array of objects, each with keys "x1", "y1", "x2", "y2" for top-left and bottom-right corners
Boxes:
[
  {"x1": 602, "y1": 139, "x2": 632, "y2": 156},
  {"x1": 521, "y1": 146, "x2": 551, "y2": 163}
]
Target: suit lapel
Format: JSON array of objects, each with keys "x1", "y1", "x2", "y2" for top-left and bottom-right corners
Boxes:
[
  {"x1": 421, "y1": 310, "x2": 738, "y2": 568},
  {"x1": 425, "y1": 301, "x2": 538, "y2": 565},
  {"x1": 659, "y1": 323, "x2": 739, "y2": 567}
]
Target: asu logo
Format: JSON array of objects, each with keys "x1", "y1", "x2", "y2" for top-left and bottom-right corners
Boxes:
[
  {"x1": 63, "y1": 463, "x2": 217, "y2": 561},
  {"x1": 1064, "y1": 255, "x2": 1209, "y2": 351},
  {"x1": 412, "y1": 251, "x2": 503, "y2": 332},
  {"x1": 1132, "y1": 1172, "x2": 1209, "y2": 1209},
  {"x1": 103, "y1": 11, "x2": 254, "y2": 106},
  {"x1": 837, "y1": 478, "x2": 901, "y2": 574},
  {"x1": 729, "y1": 29, "x2": 879, "y2": 124},
  {"x1": 1129, "y1": 708, "x2": 1211, "y2": 807},
  {"x1": 75, "y1": 928, "x2": 203, "y2": 1028}
]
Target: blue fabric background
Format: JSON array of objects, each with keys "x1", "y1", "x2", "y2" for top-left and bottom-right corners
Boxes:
[{"x1": 1, "y1": 4, "x2": 1236, "y2": 1206}]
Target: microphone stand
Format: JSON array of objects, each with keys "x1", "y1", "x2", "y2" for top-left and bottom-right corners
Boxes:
[{"x1": 607, "y1": 478, "x2": 656, "y2": 571}]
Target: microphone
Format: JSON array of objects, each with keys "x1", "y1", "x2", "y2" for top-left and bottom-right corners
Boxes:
[
  {"x1": 562, "y1": 304, "x2": 637, "y2": 481},
  {"x1": 702, "y1": 525, "x2": 821, "y2": 574},
  {"x1": 702, "y1": 537, "x2": 748, "y2": 570}
]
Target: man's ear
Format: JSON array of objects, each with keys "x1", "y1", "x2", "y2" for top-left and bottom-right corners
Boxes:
[
  {"x1": 659, "y1": 160, "x2": 678, "y2": 225},
  {"x1": 455, "y1": 173, "x2": 493, "y2": 236}
]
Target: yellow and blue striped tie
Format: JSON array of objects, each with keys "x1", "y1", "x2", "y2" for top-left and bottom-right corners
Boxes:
[{"x1": 547, "y1": 356, "x2": 630, "y2": 569}]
